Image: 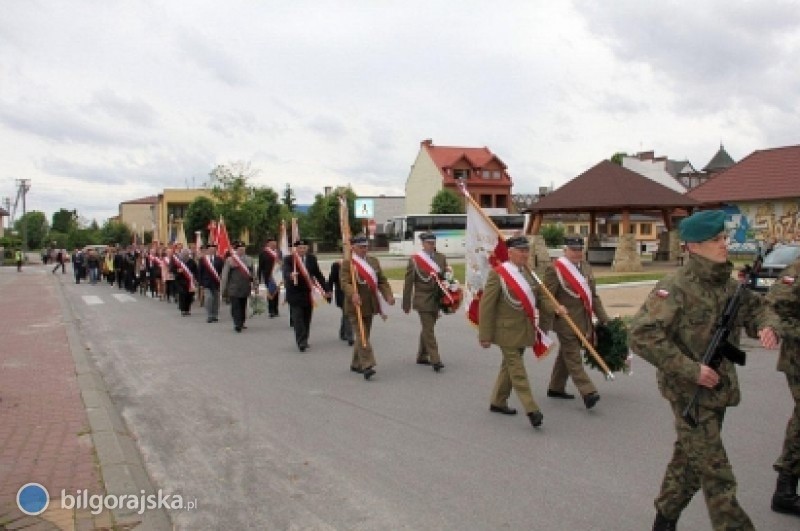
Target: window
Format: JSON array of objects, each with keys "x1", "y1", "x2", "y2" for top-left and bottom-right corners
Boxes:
[
  {"x1": 492, "y1": 170, "x2": 502, "y2": 179},
  {"x1": 454, "y1": 169, "x2": 470, "y2": 180},
  {"x1": 640, "y1": 223, "x2": 652, "y2": 235},
  {"x1": 579, "y1": 225, "x2": 589, "y2": 236},
  {"x1": 495, "y1": 195, "x2": 507, "y2": 209},
  {"x1": 567, "y1": 225, "x2": 575, "y2": 233},
  {"x1": 482, "y1": 170, "x2": 491, "y2": 179},
  {"x1": 480, "y1": 194, "x2": 492, "y2": 208},
  {"x1": 629, "y1": 223, "x2": 637, "y2": 234},
  {"x1": 610, "y1": 223, "x2": 619, "y2": 236}
]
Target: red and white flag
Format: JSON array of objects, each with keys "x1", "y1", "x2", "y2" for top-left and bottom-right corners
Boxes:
[
  {"x1": 216, "y1": 218, "x2": 231, "y2": 259},
  {"x1": 461, "y1": 183, "x2": 508, "y2": 326}
]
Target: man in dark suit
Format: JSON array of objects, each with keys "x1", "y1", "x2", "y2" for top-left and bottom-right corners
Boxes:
[
  {"x1": 327, "y1": 259, "x2": 354, "y2": 345},
  {"x1": 283, "y1": 239, "x2": 329, "y2": 352},
  {"x1": 258, "y1": 236, "x2": 282, "y2": 318},
  {"x1": 221, "y1": 241, "x2": 256, "y2": 332},
  {"x1": 198, "y1": 243, "x2": 225, "y2": 323}
]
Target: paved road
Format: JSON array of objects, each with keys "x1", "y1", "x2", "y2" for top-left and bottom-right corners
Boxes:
[{"x1": 56, "y1": 269, "x2": 794, "y2": 530}]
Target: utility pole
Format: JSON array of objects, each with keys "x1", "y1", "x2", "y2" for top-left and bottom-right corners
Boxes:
[{"x1": 15, "y1": 179, "x2": 31, "y2": 251}]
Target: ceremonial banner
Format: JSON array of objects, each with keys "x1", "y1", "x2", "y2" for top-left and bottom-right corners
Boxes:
[{"x1": 216, "y1": 218, "x2": 231, "y2": 258}]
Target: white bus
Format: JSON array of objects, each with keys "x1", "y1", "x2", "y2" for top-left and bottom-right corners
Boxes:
[{"x1": 386, "y1": 213, "x2": 530, "y2": 256}]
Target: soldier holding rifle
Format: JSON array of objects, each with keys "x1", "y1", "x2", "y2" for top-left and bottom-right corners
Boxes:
[{"x1": 629, "y1": 210, "x2": 780, "y2": 531}]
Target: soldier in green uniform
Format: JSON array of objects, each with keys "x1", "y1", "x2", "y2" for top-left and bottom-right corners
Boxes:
[
  {"x1": 765, "y1": 258, "x2": 800, "y2": 517},
  {"x1": 402, "y1": 232, "x2": 449, "y2": 372},
  {"x1": 341, "y1": 235, "x2": 395, "y2": 380},
  {"x1": 539, "y1": 235, "x2": 608, "y2": 409},
  {"x1": 628, "y1": 210, "x2": 781, "y2": 531},
  {"x1": 479, "y1": 236, "x2": 545, "y2": 429}
]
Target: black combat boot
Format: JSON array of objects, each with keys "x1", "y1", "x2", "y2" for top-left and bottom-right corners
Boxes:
[
  {"x1": 652, "y1": 511, "x2": 677, "y2": 531},
  {"x1": 771, "y1": 472, "x2": 800, "y2": 516}
]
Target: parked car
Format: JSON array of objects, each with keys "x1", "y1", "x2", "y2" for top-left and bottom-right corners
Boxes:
[{"x1": 744, "y1": 244, "x2": 800, "y2": 293}]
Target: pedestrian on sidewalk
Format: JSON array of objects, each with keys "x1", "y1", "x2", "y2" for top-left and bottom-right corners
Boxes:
[
  {"x1": 51, "y1": 248, "x2": 66, "y2": 274},
  {"x1": 14, "y1": 248, "x2": 23, "y2": 272},
  {"x1": 71, "y1": 248, "x2": 84, "y2": 283}
]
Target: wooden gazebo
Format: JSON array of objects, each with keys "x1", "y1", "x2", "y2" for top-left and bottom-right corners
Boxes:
[{"x1": 526, "y1": 160, "x2": 700, "y2": 270}]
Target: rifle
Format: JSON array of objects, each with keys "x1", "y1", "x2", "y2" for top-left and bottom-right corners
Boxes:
[{"x1": 682, "y1": 281, "x2": 748, "y2": 428}]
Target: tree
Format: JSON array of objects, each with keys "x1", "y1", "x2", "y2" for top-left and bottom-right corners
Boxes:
[
  {"x1": 282, "y1": 183, "x2": 296, "y2": 213},
  {"x1": 610, "y1": 152, "x2": 628, "y2": 165},
  {"x1": 305, "y1": 187, "x2": 357, "y2": 246},
  {"x1": 430, "y1": 189, "x2": 464, "y2": 214},
  {"x1": 244, "y1": 187, "x2": 282, "y2": 249},
  {"x1": 67, "y1": 229, "x2": 98, "y2": 250},
  {"x1": 14, "y1": 211, "x2": 49, "y2": 249},
  {"x1": 540, "y1": 223, "x2": 565, "y2": 248},
  {"x1": 51, "y1": 208, "x2": 78, "y2": 234},
  {"x1": 99, "y1": 220, "x2": 132, "y2": 246},
  {"x1": 209, "y1": 162, "x2": 257, "y2": 242},
  {"x1": 184, "y1": 196, "x2": 217, "y2": 243}
]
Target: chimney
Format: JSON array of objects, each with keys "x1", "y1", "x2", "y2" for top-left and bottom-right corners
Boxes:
[
  {"x1": 323, "y1": 186, "x2": 332, "y2": 196},
  {"x1": 421, "y1": 138, "x2": 433, "y2": 147}
]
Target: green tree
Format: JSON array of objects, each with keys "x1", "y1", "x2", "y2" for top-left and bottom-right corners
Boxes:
[
  {"x1": 184, "y1": 196, "x2": 217, "y2": 243},
  {"x1": 48, "y1": 230, "x2": 69, "y2": 250},
  {"x1": 430, "y1": 189, "x2": 464, "y2": 214},
  {"x1": 610, "y1": 152, "x2": 628, "y2": 165},
  {"x1": 67, "y1": 228, "x2": 99, "y2": 250},
  {"x1": 209, "y1": 162, "x2": 256, "y2": 241},
  {"x1": 14, "y1": 211, "x2": 49, "y2": 249},
  {"x1": 282, "y1": 183, "x2": 296, "y2": 213},
  {"x1": 244, "y1": 187, "x2": 282, "y2": 249},
  {"x1": 51, "y1": 208, "x2": 78, "y2": 233},
  {"x1": 540, "y1": 223, "x2": 565, "y2": 248},
  {"x1": 305, "y1": 187, "x2": 357, "y2": 246},
  {"x1": 99, "y1": 220, "x2": 132, "y2": 246}
]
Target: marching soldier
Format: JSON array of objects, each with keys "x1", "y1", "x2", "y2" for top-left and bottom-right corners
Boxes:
[
  {"x1": 402, "y1": 232, "x2": 449, "y2": 372},
  {"x1": 221, "y1": 241, "x2": 256, "y2": 333},
  {"x1": 765, "y1": 257, "x2": 800, "y2": 517},
  {"x1": 478, "y1": 236, "x2": 546, "y2": 429},
  {"x1": 283, "y1": 239, "x2": 329, "y2": 352},
  {"x1": 539, "y1": 234, "x2": 608, "y2": 409},
  {"x1": 628, "y1": 210, "x2": 780, "y2": 531},
  {"x1": 341, "y1": 234, "x2": 395, "y2": 380},
  {"x1": 258, "y1": 236, "x2": 282, "y2": 319}
]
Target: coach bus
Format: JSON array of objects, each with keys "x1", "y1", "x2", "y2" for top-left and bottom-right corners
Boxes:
[{"x1": 386, "y1": 213, "x2": 529, "y2": 257}]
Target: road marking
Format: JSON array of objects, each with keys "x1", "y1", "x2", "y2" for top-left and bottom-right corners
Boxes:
[
  {"x1": 112, "y1": 294, "x2": 137, "y2": 303},
  {"x1": 82, "y1": 295, "x2": 104, "y2": 305}
]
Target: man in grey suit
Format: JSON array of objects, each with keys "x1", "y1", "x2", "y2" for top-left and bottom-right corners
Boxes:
[{"x1": 221, "y1": 241, "x2": 256, "y2": 333}]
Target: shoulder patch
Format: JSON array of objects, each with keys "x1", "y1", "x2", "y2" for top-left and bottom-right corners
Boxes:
[
  {"x1": 781, "y1": 276, "x2": 796, "y2": 286},
  {"x1": 655, "y1": 289, "x2": 670, "y2": 298}
]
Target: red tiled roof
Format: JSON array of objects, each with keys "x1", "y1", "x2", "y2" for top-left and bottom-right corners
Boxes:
[
  {"x1": 529, "y1": 160, "x2": 699, "y2": 212},
  {"x1": 424, "y1": 142, "x2": 511, "y2": 187},
  {"x1": 121, "y1": 195, "x2": 158, "y2": 205},
  {"x1": 688, "y1": 144, "x2": 800, "y2": 203}
]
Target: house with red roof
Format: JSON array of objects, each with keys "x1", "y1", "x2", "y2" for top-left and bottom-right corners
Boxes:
[
  {"x1": 404, "y1": 139, "x2": 514, "y2": 214},
  {"x1": 688, "y1": 144, "x2": 800, "y2": 244}
]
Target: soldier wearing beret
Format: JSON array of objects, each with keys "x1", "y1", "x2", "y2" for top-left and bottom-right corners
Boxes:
[
  {"x1": 478, "y1": 236, "x2": 545, "y2": 429},
  {"x1": 629, "y1": 209, "x2": 781, "y2": 530},
  {"x1": 402, "y1": 232, "x2": 449, "y2": 372},
  {"x1": 539, "y1": 234, "x2": 608, "y2": 409},
  {"x1": 341, "y1": 234, "x2": 395, "y2": 380},
  {"x1": 765, "y1": 257, "x2": 800, "y2": 517}
]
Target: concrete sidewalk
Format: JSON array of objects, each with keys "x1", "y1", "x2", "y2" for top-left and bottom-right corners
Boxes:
[{"x1": 0, "y1": 265, "x2": 168, "y2": 530}]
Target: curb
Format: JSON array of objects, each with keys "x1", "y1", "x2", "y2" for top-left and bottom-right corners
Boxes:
[{"x1": 55, "y1": 276, "x2": 172, "y2": 530}]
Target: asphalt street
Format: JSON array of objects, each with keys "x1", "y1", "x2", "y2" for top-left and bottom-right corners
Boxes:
[{"x1": 56, "y1": 268, "x2": 795, "y2": 530}]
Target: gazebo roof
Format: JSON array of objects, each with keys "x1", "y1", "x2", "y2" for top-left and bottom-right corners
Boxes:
[{"x1": 527, "y1": 160, "x2": 699, "y2": 213}]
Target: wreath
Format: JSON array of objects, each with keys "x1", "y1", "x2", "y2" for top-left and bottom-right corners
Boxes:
[
  {"x1": 439, "y1": 280, "x2": 463, "y2": 315},
  {"x1": 585, "y1": 317, "x2": 631, "y2": 373},
  {"x1": 249, "y1": 292, "x2": 266, "y2": 317}
]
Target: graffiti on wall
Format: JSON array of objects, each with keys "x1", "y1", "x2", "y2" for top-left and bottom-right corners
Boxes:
[{"x1": 727, "y1": 201, "x2": 800, "y2": 244}]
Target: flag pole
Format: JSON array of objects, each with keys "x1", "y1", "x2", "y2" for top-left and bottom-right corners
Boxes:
[
  {"x1": 459, "y1": 183, "x2": 614, "y2": 380},
  {"x1": 339, "y1": 195, "x2": 368, "y2": 348}
]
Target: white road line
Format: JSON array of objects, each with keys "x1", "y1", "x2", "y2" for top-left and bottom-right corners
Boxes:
[
  {"x1": 112, "y1": 294, "x2": 137, "y2": 303},
  {"x1": 82, "y1": 295, "x2": 104, "y2": 305}
]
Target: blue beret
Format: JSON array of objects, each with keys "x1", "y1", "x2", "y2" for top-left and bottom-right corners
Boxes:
[
  {"x1": 505, "y1": 236, "x2": 530, "y2": 249},
  {"x1": 350, "y1": 234, "x2": 368, "y2": 246},
  {"x1": 418, "y1": 232, "x2": 436, "y2": 242},
  {"x1": 679, "y1": 210, "x2": 726, "y2": 242}
]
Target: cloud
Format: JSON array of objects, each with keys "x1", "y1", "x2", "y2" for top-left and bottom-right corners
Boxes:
[{"x1": 176, "y1": 28, "x2": 249, "y2": 87}]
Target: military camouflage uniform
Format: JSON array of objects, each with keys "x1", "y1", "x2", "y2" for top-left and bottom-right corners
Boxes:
[
  {"x1": 629, "y1": 254, "x2": 780, "y2": 530},
  {"x1": 766, "y1": 261, "x2": 800, "y2": 480}
]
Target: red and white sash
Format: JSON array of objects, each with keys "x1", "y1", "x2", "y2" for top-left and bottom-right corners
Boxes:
[
  {"x1": 352, "y1": 254, "x2": 391, "y2": 317},
  {"x1": 554, "y1": 257, "x2": 593, "y2": 316},
  {"x1": 203, "y1": 255, "x2": 221, "y2": 285},
  {"x1": 292, "y1": 253, "x2": 326, "y2": 306},
  {"x1": 231, "y1": 254, "x2": 252, "y2": 280},
  {"x1": 149, "y1": 254, "x2": 163, "y2": 268},
  {"x1": 174, "y1": 258, "x2": 196, "y2": 292},
  {"x1": 412, "y1": 251, "x2": 453, "y2": 304},
  {"x1": 495, "y1": 262, "x2": 552, "y2": 358}
]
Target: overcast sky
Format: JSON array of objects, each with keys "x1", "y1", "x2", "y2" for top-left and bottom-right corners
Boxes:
[{"x1": 2, "y1": 0, "x2": 799, "y2": 226}]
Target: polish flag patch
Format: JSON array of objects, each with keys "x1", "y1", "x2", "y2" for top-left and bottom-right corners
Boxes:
[
  {"x1": 781, "y1": 276, "x2": 796, "y2": 286},
  {"x1": 655, "y1": 289, "x2": 670, "y2": 298}
]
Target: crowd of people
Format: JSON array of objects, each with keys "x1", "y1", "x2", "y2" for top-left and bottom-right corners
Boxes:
[{"x1": 48, "y1": 211, "x2": 800, "y2": 529}]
